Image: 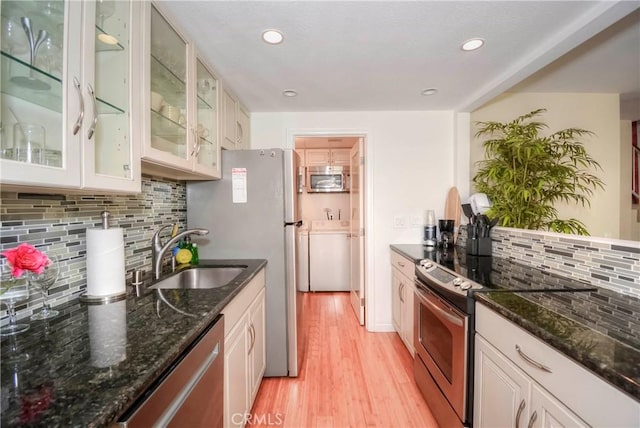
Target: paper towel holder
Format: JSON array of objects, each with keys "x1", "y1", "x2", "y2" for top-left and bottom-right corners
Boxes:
[{"x1": 80, "y1": 292, "x2": 128, "y2": 305}]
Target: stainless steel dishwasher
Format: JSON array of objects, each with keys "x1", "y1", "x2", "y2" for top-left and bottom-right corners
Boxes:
[{"x1": 118, "y1": 315, "x2": 224, "y2": 428}]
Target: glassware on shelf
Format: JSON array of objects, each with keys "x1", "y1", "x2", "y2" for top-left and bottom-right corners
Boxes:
[
  {"x1": 34, "y1": 34, "x2": 60, "y2": 76},
  {"x1": 0, "y1": 265, "x2": 30, "y2": 336},
  {"x1": 29, "y1": 255, "x2": 60, "y2": 320},
  {"x1": 1, "y1": 15, "x2": 29, "y2": 58},
  {"x1": 10, "y1": 123, "x2": 46, "y2": 165}
]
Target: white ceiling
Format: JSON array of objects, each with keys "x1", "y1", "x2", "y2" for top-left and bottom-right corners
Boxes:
[{"x1": 158, "y1": 1, "x2": 639, "y2": 117}]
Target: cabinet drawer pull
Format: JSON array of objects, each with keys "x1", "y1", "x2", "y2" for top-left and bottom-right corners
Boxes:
[
  {"x1": 527, "y1": 410, "x2": 537, "y2": 428},
  {"x1": 516, "y1": 345, "x2": 552, "y2": 373},
  {"x1": 515, "y1": 399, "x2": 526, "y2": 428},
  {"x1": 87, "y1": 84, "x2": 97, "y2": 140},
  {"x1": 397, "y1": 261, "x2": 406, "y2": 268},
  {"x1": 72, "y1": 77, "x2": 84, "y2": 135}
]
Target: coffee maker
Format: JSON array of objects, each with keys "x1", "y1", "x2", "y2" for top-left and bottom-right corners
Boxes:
[{"x1": 438, "y1": 219, "x2": 455, "y2": 248}]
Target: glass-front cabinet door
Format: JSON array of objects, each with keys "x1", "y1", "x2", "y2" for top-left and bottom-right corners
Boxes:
[
  {"x1": 82, "y1": 0, "x2": 140, "y2": 191},
  {"x1": 0, "y1": 0, "x2": 80, "y2": 187},
  {"x1": 193, "y1": 57, "x2": 220, "y2": 177},
  {"x1": 0, "y1": 0, "x2": 140, "y2": 192},
  {"x1": 146, "y1": 4, "x2": 190, "y2": 170}
]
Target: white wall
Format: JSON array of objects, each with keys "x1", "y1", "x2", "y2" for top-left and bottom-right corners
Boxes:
[
  {"x1": 470, "y1": 93, "x2": 621, "y2": 238},
  {"x1": 300, "y1": 192, "x2": 350, "y2": 223},
  {"x1": 251, "y1": 111, "x2": 455, "y2": 331}
]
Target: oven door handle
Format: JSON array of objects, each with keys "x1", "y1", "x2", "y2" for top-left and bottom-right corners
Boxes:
[{"x1": 415, "y1": 287, "x2": 463, "y2": 327}]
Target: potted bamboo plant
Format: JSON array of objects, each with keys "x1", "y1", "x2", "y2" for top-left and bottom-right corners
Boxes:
[{"x1": 473, "y1": 108, "x2": 604, "y2": 235}]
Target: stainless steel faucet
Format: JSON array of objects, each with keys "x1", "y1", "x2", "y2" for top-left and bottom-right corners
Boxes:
[{"x1": 151, "y1": 225, "x2": 209, "y2": 280}]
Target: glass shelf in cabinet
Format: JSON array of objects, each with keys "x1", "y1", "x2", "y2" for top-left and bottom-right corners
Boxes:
[
  {"x1": 1, "y1": 51, "x2": 62, "y2": 112},
  {"x1": 151, "y1": 109, "x2": 186, "y2": 137},
  {"x1": 1, "y1": 51, "x2": 125, "y2": 115},
  {"x1": 196, "y1": 93, "x2": 214, "y2": 110},
  {"x1": 95, "y1": 25, "x2": 125, "y2": 52},
  {"x1": 150, "y1": 53, "x2": 186, "y2": 94}
]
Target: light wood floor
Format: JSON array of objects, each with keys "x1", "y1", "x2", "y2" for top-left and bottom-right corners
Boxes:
[{"x1": 250, "y1": 292, "x2": 438, "y2": 428}]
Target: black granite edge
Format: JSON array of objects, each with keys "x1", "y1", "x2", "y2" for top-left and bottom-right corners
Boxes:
[
  {"x1": 103, "y1": 258, "x2": 268, "y2": 425},
  {"x1": 390, "y1": 244, "x2": 428, "y2": 263},
  {"x1": 474, "y1": 294, "x2": 640, "y2": 401}
]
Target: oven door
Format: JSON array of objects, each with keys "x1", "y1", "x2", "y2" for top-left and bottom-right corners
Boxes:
[{"x1": 414, "y1": 283, "x2": 468, "y2": 421}]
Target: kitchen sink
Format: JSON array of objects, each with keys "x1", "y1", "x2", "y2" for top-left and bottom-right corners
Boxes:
[{"x1": 148, "y1": 266, "x2": 247, "y2": 290}]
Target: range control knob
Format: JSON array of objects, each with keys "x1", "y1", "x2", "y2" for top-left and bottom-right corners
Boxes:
[
  {"x1": 420, "y1": 260, "x2": 433, "y2": 268},
  {"x1": 460, "y1": 282, "x2": 472, "y2": 291},
  {"x1": 452, "y1": 278, "x2": 463, "y2": 286}
]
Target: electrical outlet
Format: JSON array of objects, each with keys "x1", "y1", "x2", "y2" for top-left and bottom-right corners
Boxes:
[
  {"x1": 394, "y1": 216, "x2": 406, "y2": 228},
  {"x1": 411, "y1": 216, "x2": 423, "y2": 227}
]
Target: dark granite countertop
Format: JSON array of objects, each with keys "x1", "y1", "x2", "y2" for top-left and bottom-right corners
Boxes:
[
  {"x1": 474, "y1": 290, "x2": 640, "y2": 401},
  {"x1": 390, "y1": 243, "x2": 438, "y2": 263},
  {"x1": 389, "y1": 244, "x2": 640, "y2": 401},
  {"x1": 0, "y1": 259, "x2": 267, "y2": 427}
]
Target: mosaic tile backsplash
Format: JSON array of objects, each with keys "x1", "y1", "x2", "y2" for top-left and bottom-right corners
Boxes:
[
  {"x1": 458, "y1": 225, "x2": 640, "y2": 298},
  {"x1": 1, "y1": 176, "x2": 187, "y2": 324}
]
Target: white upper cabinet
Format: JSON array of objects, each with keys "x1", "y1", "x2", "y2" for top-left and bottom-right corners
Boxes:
[
  {"x1": 221, "y1": 85, "x2": 250, "y2": 151},
  {"x1": 141, "y1": 2, "x2": 220, "y2": 180},
  {"x1": 0, "y1": 0, "x2": 142, "y2": 192}
]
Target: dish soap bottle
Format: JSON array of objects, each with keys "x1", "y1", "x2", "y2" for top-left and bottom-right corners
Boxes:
[{"x1": 191, "y1": 243, "x2": 199, "y2": 265}]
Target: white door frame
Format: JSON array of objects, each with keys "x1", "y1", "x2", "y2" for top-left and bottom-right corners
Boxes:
[{"x1": 286, "y1": 128, "x2": 376, "y2": 331}]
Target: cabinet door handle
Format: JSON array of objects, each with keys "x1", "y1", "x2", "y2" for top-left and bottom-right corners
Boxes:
[
  {"x1": 190, "y1": 128, "x2": 198, "y2": 158},
  {"x1": 72, "y1": 77, "x2": 84, "y2": 135},
  {"x1": 515, "y1": 399, "x2": 526, "y2": 428},
  {"x1": 248, "y1": 323, "x2": 256, "y2": 355},
  {"x1": 87, "y1": 84, "x2": 97, "y2": 140},
  {"x1": 515, "y1": 345, "x2": 552, "y2": 373},
  {"x1": 399, "y1": 282, "x2": 405, "y2": 303},
  {"x1": 527, "y1": 411, "x2": 537, "y2": 428}
]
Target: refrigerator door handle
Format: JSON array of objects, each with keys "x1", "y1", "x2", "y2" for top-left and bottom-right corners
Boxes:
[{"x1": 285, "y1": 220, "x2": 303, "y2": 227}]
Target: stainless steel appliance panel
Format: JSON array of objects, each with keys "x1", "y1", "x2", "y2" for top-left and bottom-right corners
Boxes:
[
  {"x1": 187, "y1": 149, "x2": 300, "y2": 377},
  {"x1": 414, "y1": 284, "x2": 468, "y2": 426},
  {"x1": 119, "y1": 315, "x2": 224, "y2": 428}
]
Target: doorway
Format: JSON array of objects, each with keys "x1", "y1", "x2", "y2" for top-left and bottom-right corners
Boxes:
[{"x1": 293, "y1": 135, "x2": 367, "y2": 325}]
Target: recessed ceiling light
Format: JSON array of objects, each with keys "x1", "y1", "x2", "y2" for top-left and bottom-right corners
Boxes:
[
  {"x1": 262, "y1": 29, "x2": 284, "y2": 45},
  {"x1": 461, "y1": 38, "x2": 484, "y2": 51},
  {"x1": 283, "y1": 90, "x2": 298, "y2": 97},
  {"x1": 421, "y1": 88, "x2": 438, "y2": 96}
]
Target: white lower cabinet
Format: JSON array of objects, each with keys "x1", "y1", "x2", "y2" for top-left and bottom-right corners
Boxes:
[
  {"x1": 223, "y1": 269, "x2": 266, "y2": 428},
  {"x1": 390, "y1": 250, "x2": 415, "y2": 356},
  {"x1": 475, "y1": 303, "x2": 640, "y2": 428},
  {"x1": 474, "y1": 335, "x2": 587, "y2": 428}
]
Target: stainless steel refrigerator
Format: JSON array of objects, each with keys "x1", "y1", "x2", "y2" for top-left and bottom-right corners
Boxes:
[{"x1": 186, "y1": 149, "x2": 304, "y2": 377}]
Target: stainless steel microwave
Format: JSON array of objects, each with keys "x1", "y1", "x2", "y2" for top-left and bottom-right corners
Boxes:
[{"x1": 306, "y1": 166, "x2": 349, "y2": 193}]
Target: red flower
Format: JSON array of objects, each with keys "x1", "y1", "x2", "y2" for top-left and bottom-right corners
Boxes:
[{"x1": 2, "y1": 244, "x2": 51, "y2": 278}]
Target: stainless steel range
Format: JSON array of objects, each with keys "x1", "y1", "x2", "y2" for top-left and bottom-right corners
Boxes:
[
  {"x1": 413, "y1": 253, "x2": 597, "y2": 428},
  {"x1": 413, "y1": 259, "x2": 482, "y2": 428}
]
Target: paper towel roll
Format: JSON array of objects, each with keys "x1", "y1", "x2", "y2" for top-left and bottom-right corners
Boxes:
[
  {"x1": 88, "y1": 300, "x2": 127, "y2": 368},
  {"x1": 86, "y1": 228, "x2": 126, "y2": 297}
]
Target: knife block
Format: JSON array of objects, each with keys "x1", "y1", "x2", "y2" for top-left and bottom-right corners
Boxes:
[{"x1": 466, "y1": 225, "x2": 492, "y2": 256}]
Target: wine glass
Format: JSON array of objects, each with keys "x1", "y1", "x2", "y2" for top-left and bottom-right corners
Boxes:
[
  {"x1": 1, "y1": 15, "x2": 29, "y2": 58},
  {"x1": 35, "y1": 35, "x2": 61, "y2": 76},
  {"x1": 0, "y1": 264, "x2": 30, "y2": 336},
  {"x1": 29, "y1": 255, "x2": 59, "y2": 320}
]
